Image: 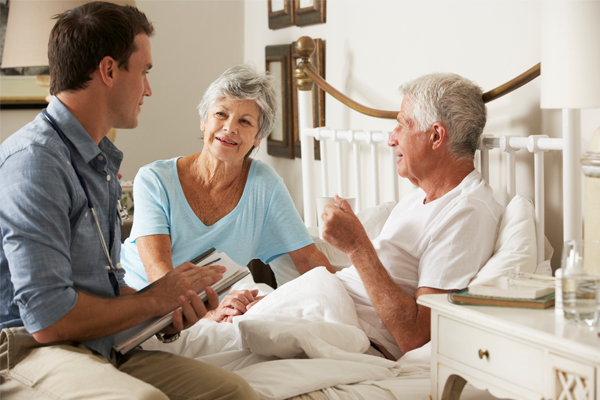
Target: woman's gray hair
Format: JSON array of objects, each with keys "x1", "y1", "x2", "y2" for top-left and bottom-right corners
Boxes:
[
  {"x1": 198, "y1": 64, "x2": 279, "y2": 140},
  {"x1": 400, "y1": 73, "x2": 487, "y2": 160}
]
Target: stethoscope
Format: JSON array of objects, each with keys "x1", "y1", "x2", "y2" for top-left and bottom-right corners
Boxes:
[{"x1": 41, "y1": 109, "x2": 126, "y2": 293}]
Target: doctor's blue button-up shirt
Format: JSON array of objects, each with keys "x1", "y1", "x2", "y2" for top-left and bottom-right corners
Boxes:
[{"x1": 0, "y1": 97, "x2": 126, "y2": 360}]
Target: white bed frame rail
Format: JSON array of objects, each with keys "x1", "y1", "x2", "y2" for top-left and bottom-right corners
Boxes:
[
  {"x1": 298, "y1": 89, "x2": 578, "y2": 265},
  {"x1": 299, "y1": 89, "x2": 396, "y2": 226},
  {"x1": 302, "y1": 127, "x2": 397, "y2": 212}
]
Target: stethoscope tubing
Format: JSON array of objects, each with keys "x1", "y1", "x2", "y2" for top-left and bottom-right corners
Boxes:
[{"x1": 41, "y1": 109, "x2": 116, "y2": 273}]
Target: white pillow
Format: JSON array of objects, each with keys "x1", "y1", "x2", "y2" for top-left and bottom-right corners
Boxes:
[
  {"x1": 356, "y1": 201, "x2": 397, "y2": 240},
  {"x1": 533, "y1": 236, "x2": 554, "y2": 276},
  {"x1": 269, "y1": 201, "x2": 397, "y2": 287},
  {"x1": 469, "y1": 194, "x2": 539, "y2": 286}
]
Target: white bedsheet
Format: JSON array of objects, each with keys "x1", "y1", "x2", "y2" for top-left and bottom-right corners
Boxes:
[{"x1": 142, "y1": 267, "x2": 429, "y2": 399}]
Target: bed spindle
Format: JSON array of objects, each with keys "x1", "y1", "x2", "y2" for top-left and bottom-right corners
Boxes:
[
  {"x1": 352, "y1": 141, "x2": 362, "y2": 211},
  {"x1": 479, "y1": 135, "x2": 496, "y2": 183},
  {"x1": 335, "y1": 139, "x2": 344, "y2": 197},
  {"x1": 389, "y1": 143, "x2": 399, "y2": 203},
  {"x1": 369, "y1": 141, "x2": 380, "y2": 206},
  {"x1": 500, "y1": 136, "x2": 518, "y2": 200},
  {"x1": 319, "y1": 137, "x2": 328, "y2": 198}
]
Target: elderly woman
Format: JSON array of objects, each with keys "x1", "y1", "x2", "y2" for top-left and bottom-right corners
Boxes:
[{"x1": 121, "y1": 65, "x2": 331, "y2": 320}]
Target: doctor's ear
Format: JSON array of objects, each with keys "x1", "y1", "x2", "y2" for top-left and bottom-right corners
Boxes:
[{"x1": 98, "y1": 56, "x2": 117, "y2": 87}]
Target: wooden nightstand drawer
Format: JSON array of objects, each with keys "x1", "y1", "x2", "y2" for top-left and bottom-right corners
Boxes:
[{"x1": 438, "y1": 315, "x2": 544, "y2": 392}]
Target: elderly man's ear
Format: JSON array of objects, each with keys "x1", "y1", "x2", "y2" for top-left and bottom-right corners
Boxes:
[{"x1": 429, "y1": 122, "x2": 447, "y2": 150}]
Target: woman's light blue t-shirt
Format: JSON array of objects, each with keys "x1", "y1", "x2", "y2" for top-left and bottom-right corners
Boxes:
[{"x1": 121, "y1": 158, "x2": 312, "y2": 290}]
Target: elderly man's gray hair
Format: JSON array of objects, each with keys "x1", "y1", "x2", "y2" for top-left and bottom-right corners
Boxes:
[
  {"x1": 400, "y1": 73, "x2": 487, "y2": 160},
  {"x1": 198, "y1": 64, "x2": 279, "y2": 140}
]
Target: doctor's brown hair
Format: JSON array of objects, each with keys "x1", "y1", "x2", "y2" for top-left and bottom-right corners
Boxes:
[{"x1": 48, "y1": 1, "x2": 154, "y2": 95}]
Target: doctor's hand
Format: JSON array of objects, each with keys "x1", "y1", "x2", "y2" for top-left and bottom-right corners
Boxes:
[
  {"x1": 322, "y1": 195, "x2": 370, "y2": 256},
  {"x1": 145, "y1": 262, "x2": 225, "y2": 317},
  {"x1": 204, "y1": 289, "x2": 259, "y2": 323},
  {"x1": 160, "y1": 286, "x2": 219, "y2": 335}
]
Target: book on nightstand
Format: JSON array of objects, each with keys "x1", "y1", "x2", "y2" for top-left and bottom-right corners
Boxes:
[
  {"x1": 467, "y1": 274, "x2": 555, "y2": 299},
  {"x1": 449, "y1": 288, "x2": 555, "y2": 309},
  {"x1": 112, "y1": 248, "x2": 250, "y2": 355}
]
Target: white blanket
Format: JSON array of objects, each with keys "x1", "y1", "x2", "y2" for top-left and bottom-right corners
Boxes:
[{"x1": 142, "y1": 268, "x2": 427, "y2": 399}]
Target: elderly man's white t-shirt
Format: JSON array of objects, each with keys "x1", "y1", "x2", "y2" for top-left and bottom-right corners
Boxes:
[{"x1": 336, "y1": 170, "x2": 503, "y2": 359}]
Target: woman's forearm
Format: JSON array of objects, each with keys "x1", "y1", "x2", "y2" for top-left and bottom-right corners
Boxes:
[
  {"x1": 289, "y1": 244, "x2": 334, "y2": 274},
  {"x1": 136, "y1": 234, "x2": 174, "y2": 283}
]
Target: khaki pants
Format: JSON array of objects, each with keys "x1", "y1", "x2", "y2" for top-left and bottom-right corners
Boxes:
[{"x1": 0, "y1": 327, "x2": 258, "y2": 400}]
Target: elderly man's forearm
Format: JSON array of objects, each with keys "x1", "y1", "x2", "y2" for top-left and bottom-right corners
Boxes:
[
  {"x1": 347, "y1": 244, "x2": 431, "y2": 353},
  {"x1": 137, "y1": 234, "x2": 175, "y2": 282}
]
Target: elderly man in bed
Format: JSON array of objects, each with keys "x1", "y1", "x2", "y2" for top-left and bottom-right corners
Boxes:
[{"x1": 321, "y1": 73, "x2": 503, "y2": 360}]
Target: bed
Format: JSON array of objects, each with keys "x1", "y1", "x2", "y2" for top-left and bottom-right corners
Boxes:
[{"x1": 142, "y1": 36, "x2": 580, "y2": 400}]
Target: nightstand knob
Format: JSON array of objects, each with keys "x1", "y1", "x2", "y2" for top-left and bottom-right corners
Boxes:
[{"x1": 478, "y1": 349, "x2": 489, "y2": 359}]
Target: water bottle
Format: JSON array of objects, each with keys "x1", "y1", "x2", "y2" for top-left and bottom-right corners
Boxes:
[{"x1": 561, "y1": 240, "x2": 600, "y2": 326}]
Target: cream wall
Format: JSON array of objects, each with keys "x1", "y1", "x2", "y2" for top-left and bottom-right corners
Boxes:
[
  {"x1": 244, "y1": 0, "x2": 600, "y2": 270},
  {"x1": 0, "y1": 0, "x2": 245, "y2": 180},
  {"x1": 0, "y1": 109, "x2": 38, "y2": 142}
]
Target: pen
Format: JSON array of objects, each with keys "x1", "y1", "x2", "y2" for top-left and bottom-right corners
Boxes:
[{"x1": 199, "y1": 258, "x2": 221, "y2": 267}]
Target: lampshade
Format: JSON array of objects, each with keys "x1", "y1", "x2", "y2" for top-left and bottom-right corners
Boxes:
[
  {"x1": 2, "y1": 0, "x2": 136, "y2": 69},
  {"x1": 541, "y1": 1, "x2": 600, "y2": 109}
]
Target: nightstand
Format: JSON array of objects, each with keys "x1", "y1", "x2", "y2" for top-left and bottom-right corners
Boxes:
[{"x1": 417, "y1": 294, "x2": 600, "y2": 400}]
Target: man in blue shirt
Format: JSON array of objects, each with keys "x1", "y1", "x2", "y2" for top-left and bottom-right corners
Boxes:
[{"x1": 0, "y1": 2, "x2": 258, "y2": 399}]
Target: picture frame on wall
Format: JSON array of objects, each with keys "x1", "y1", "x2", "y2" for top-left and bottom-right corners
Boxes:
[
  {"x1": 265, "y1": 44, "x2": 294, "y2": 159},
  {"x1": 0, "y1": 76, "x2": 49, "y2": 110},
  {"x1": 291, "y1": 38, "x2": 325, "y2": 159},
  {"x1": 0, "y1": 2, "x2": 49, "y2": 110},
  {"x1": 268, "y1": 0, "x2": 294, "y2": 30},
  {"x1": 294, "y1": 0, "x2": 326, "y2": 27}
]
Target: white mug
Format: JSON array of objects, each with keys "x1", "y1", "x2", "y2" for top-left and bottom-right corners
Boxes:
[{"x1": 316, "y1": 196, "x2": 356, "y2": 240}]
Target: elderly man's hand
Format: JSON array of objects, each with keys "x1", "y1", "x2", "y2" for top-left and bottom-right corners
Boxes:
[
  {"x1": 322, "y1": 195, "x2": 371, "y2": 256},
  {"x1": 204, "y1": 289, "x2": 260, "y2": 323}
]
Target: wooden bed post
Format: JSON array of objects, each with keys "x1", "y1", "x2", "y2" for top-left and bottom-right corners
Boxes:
[{"x1": 295, "y1": 37, "x2": 318, "y2": 228}]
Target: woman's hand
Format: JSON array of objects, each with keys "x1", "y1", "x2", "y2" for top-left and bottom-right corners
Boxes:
[{"x1": 204, "y1": 289, "x2": 259, "y2": 323}]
